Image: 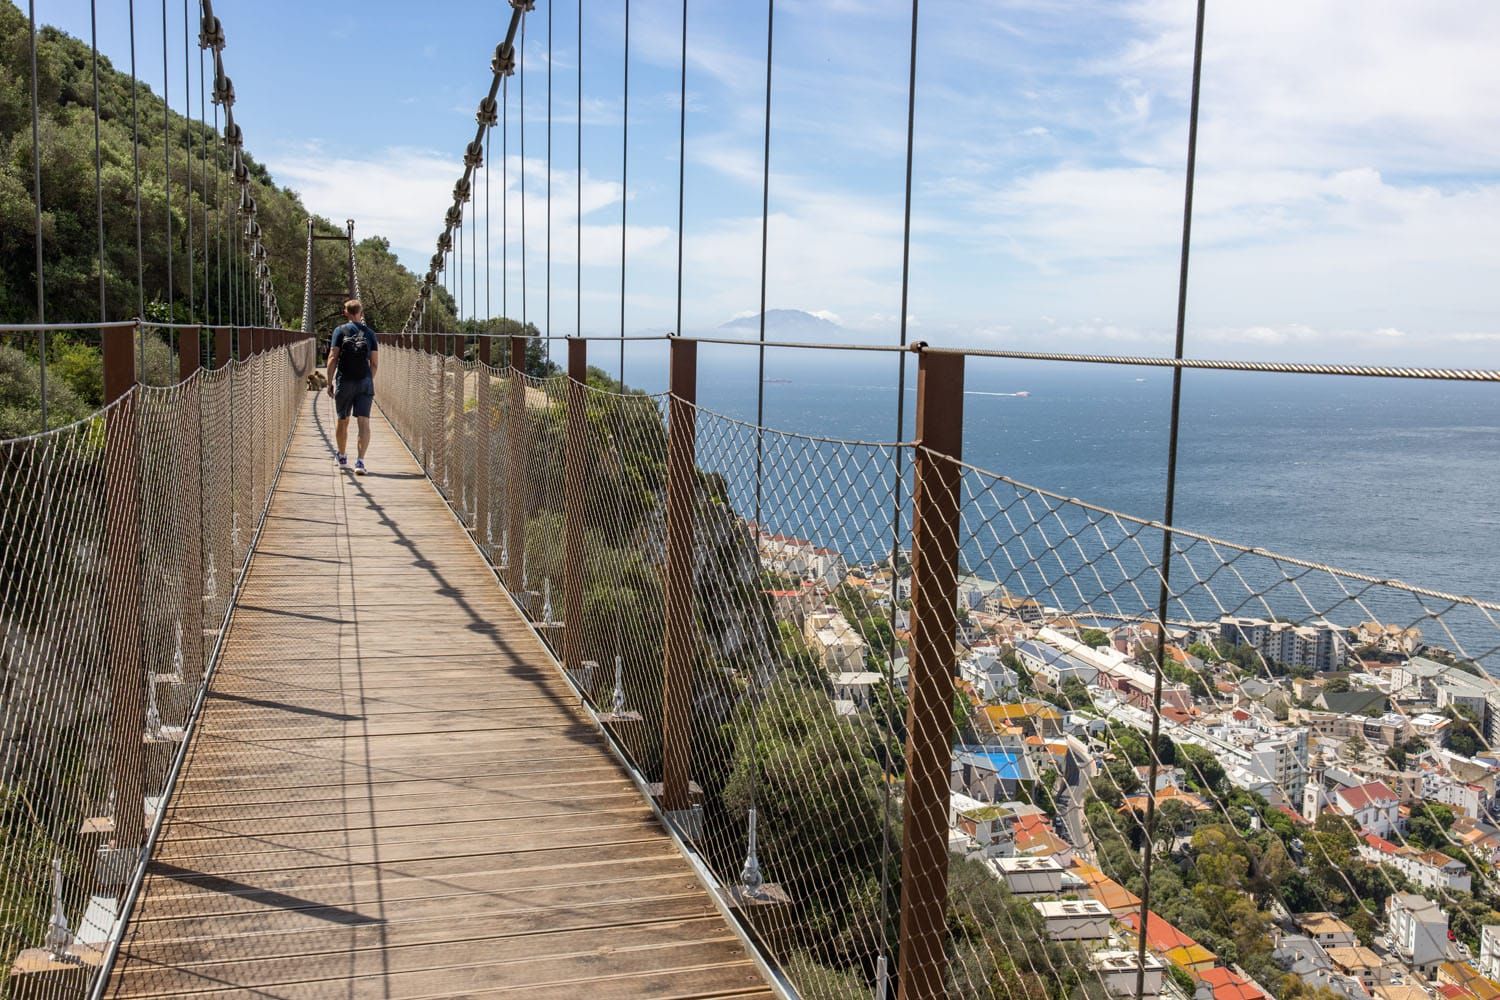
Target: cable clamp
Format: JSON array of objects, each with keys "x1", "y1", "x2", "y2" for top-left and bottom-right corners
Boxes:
[
  {"x1": 476, "y1": 97, "x2": 499, "y2": 127},
  {"x1": 197, "y1": 15, "x2": 225, "y2": 52},
  {"x1": 492, "y1": 43, "x2": 517, "y2": 77}
]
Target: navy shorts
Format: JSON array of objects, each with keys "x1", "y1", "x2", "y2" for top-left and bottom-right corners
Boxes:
[{"x1": 334, "y1": 376, "x2": 374, "y2": 419}]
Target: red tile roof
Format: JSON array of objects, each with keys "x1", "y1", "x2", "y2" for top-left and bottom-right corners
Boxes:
[
  {"x1": 1198, "y1": 966, "x2": 1272, "y2": 1000},
  {"x1": 1337, "y1": 781, "x2": 1399, "y2": 810}
]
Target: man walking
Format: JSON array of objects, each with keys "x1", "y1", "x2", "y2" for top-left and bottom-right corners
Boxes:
[{"x1": 327, "y1": 299, "x2": 379, "y2": 475}]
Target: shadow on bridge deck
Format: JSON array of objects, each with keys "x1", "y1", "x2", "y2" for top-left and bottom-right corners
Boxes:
[{"x1": 106, "y1": 395, "x2": 773, "y2": 999}]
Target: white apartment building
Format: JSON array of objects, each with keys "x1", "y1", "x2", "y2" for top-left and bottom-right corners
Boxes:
[
  {"x1": 1478, "y1": 925, "x2": 1500, "y2": 982},
  {"x1": 802, "y1": 611, "x2": 868, "y2": 673},
  {"x1": 1422, "y1": 771, "x2": 1490, "y2": 820},
  {"x1": 1186, "y1": 718, "x2": 1309, "y2": 804},
  {"x1": 1359, "y1": 834, "x2": 1473, "y2": 893},
  {"x1": 1033, "y1": 899, "x2": 1112, "y2": 942},
  {"x1": 993, "y1": 856, "x2": 1064, "y2": 896},
  {"x1": 1220, "y1": 616, "x2": 1348, "y2": 672},
  {"x1": 1092, "y1": 950, "x2": 1165, "y2": 999},
  {"x1": 960, "y1": 644, "x2": 1019, "y2": 701},
  {"x1": 1385, "y1": 893, "x2": 1450, "y2": 976}
]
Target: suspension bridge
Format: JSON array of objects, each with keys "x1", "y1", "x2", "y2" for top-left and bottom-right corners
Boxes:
[{"x1": 5, "y1": 2, "x2": 1500, "y2": 1000}]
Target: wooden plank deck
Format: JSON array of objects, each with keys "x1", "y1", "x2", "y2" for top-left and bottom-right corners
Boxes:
[{"x1": 107, "y1": 394, "x2": 772, "y2": 999}]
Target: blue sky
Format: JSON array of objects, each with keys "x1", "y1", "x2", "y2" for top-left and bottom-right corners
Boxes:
[{"x1": 30, "y1": 0, "x2": 1500, "y2": 365}]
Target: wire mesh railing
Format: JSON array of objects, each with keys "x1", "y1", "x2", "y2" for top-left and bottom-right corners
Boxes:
[
  {"x1": 378, "y1": 338, "x2": 1500, "y2": 1000},
  {"x1": 0, "y1": 327, "x2": 312, "y2": 997}
]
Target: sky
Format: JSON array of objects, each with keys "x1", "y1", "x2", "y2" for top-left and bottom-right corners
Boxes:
[{"x1": 27, "y1": 0, "x2": 1500, "y2": 366}]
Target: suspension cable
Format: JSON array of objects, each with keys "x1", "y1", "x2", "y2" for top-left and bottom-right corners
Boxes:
[
  {"x1": 744, "y1": 0, "x2": 776, "y2": 897},
  {"x1": 546, "y1": 0, "x2": 552, "y2": 357},
  {"x1": 183, "y1": 0, "x2": 194, "y2": 324},
  {"x1": 130, "y1": 0, "x2": 145, "y2": 363},
  {"x1": 576, "y1": 0, "x2": 582, "y2": 339},
  {"x1": 91, "y1": 0, "x2": 107, "y2": 324},
  {"x1": 163, "y1": 0, "x2": 174, "y2": 321},
  {"x1": 521, "y1": 15, "x2": 529, "y2": 340},
  {"x1": 1135, "y1": 4, "x2": 1206, "y2": 998},
  {"x1": 880, "y1": 0, "x2": 921, "y2": 979},
  {"x1": 674, "y1": 0, "x2": 687, "y2": 341},
  {"x1": 28, "y1": 0, "x2": 48, "y2": 430},
  {"x1": 618, "y1": 0, "x2": 630, "y2": 381},
  {"x1": 403, "y1": 1, "x2": 530, "y2": 334}
]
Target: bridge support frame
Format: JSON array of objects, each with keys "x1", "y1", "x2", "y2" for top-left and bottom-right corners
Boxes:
[
  {"x1": 177, "y1": 330, "x2": 204, "y2": 685},
  {"x1": 476, "y1": 335, "x2": 493, "y2": 551},
  {"x1": 898, "y1": 350, "x2": 964, "y2": 1000},
  {"x1": 563, "y1": 339, "x2": 586, "y2": 678},
  {"x1": 661, "y1": 338, "x2": 698, "y2": 823},
  {"x1": 103, "y1": 323, "x2": 146, "y2": 857},
  {"x1": 506, "y1": 335, "x2": 527, "y2": 596}
]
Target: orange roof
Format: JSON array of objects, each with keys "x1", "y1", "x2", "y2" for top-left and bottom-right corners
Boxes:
[
  {"x1": 1197, "y1": 967, "x2": 1271, "y2": 1000},
  {"x1": 1072, "y1": 863, "x2": 1142, "y2": 915},
  {"x1": 1119, "y1": 786, "x2": 1212, "y2": 815},
  {"x1": 1120, "y1": 911, "x2": 1205, "y2": 954}
]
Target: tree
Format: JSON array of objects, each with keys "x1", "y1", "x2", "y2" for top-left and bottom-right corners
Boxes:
[
  {"x1": 1178, "y1": 744, "x2": 1226, "y2": 798},
  {"x1": 1080, "y1": 628, "x2": 1110, "y2": 649}
]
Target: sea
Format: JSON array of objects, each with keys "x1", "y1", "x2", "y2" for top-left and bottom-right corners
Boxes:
[{"x1": 620, "y1": 348, "x2": 1500, "y2": 669}]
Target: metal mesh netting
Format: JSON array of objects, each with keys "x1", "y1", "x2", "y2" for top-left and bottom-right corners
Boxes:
[
  {"x1": 0, "y1": 332, "x2": 311, "y2": 996},
  {"x1": 377, "y1": 342, "x2": 1500, "y2": 1000}
]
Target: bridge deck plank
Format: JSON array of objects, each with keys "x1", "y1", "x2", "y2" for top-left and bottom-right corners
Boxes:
[{"x1": 107, "y1": 397, "x2": 767, "y2": 999}]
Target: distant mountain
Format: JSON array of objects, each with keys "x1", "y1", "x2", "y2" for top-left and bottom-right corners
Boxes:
[{"x1": 718, "y1": 309, "x2": 844, "y2": 340}]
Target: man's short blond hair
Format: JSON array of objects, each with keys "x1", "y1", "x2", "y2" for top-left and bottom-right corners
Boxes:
[{"x1": 344, "y1": 299, "x2": 363, "y2": 316}]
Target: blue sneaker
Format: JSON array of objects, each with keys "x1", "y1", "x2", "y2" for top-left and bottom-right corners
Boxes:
[
  {"x1": 355, "y1": 459, "x2": 367, "y2": 476},
  {"x1": 337, "y1": 452, "x2": 348, "y2": 468}
]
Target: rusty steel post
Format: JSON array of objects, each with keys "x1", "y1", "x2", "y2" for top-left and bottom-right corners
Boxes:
[
  {"x1": 450, "y1": 334, "x2": 465, "y2": 503},
  {"x1": 898, "y1": 350, "x2": 965, "y2": 1000},
  {"x1": 563, "y1": 339, "x2": 587, "y2": 675},
  {"x1": 213, "y1": 327, "x2": 231, "y2": 368},
  {"x1": 476, "y1": 335, "x2": 493, "y2": 550},
  {"x1": 103, "y1": 323, "x2": 145, "y2": 854},
  {"x1": 506, "y1": 335, "x2": 527, "y2": 594},
  {"x1": 236, "y1": 327, "x2": 250, "y2": 362},
  {"x1": 661, "y1": 338, "x2": 697, "y2": 814},
  {"x1": 177, "y1": 330, "x2": 204, "y2": 684}
]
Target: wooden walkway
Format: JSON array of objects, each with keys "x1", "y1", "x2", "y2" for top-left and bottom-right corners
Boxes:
[{"x1": 107, "y1": 395, "x2": 771, "y2": 999}]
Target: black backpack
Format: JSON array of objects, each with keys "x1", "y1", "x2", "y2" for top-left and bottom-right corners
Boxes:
[{"x1": 340, "y1": 323, "x2": 372, "y2": 360}]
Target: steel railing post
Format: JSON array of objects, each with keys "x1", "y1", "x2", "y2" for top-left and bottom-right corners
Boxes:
[
  {"x1": 450, "y1": 333, "x2": 464, "y2": 503},
  {"x1": 661, "y1": 337, "x2": 697, "y2": 816},
  {"x1": 103, "y1": 323, "x2": 145, "y2": 855},
  {"x1": 177, "y1": 329, "x2": 204, "y2": 683},
  {"x1": 477, "y1": 335, "x2": 493, "y2": 550},
  {"x1": 563, "y1": 338, "x2": 587, "y2": 675},
  {"x1": 507, "y1": 334, "x2": 527, "y2": 595},
  {"x1": 898, "y1": 349, "x2": 964, "y2": 1000}
]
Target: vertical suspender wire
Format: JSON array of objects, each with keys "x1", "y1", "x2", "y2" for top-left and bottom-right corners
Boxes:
[
  {"x1": 504, "y1": 78, "x2": 509, "y2": 324},
  {"x1": 130, "y1": 0, "x2": 145, "y2": 369},
  {"x1": 92, "y1": 0, "x2": 107, "y2": 323},
  {"x1": 184, "y1": 0, "x2": 194, "y2": 324},
  {"x1": 673, "y1": 0, "x2": 686, "y2": 341},
  {"x1": 200, "y1": 40, "x2": 208, "y2": 328},
  {"x1": 1134, "y1": 4, "x2": 1205, "y2": 1000},
  {"x1": 880, "y1": 3, "x2": 920, "y2": 987},
  {"x1": 545, "y1": 0, "x2": 552, "y2": 358},
  {"x1": 618, "y1": 0, "x2": 629, "y2": 380},
  {"x1": 486, "y1": 129, "x2": 492, "y2": 324},
  {"x1": 27, "y1": 0, "x2": 48, "y2": 430},
  {"x1": 521, "y1": 17, "x2": 529, "y2": 341},
  {"x1": 576, "y1": 0, "x2": 582, "y2": 339},
  {"x1": 472, "y1": 157, "x2": 478, "y2": 330},
  {"x1": 744, "y1": 0, "x2": 774, "y2": 893},
  {"x1": 212, "y1": 82, "x2": 220, "y2": 325},
  {"x1": 163, "y1": 0, "x2": 174, "y2": 323}
]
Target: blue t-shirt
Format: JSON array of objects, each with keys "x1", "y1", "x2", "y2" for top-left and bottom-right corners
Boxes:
[{"x1": 331, "y1": 322, "x2": 378, "y2": 381}]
